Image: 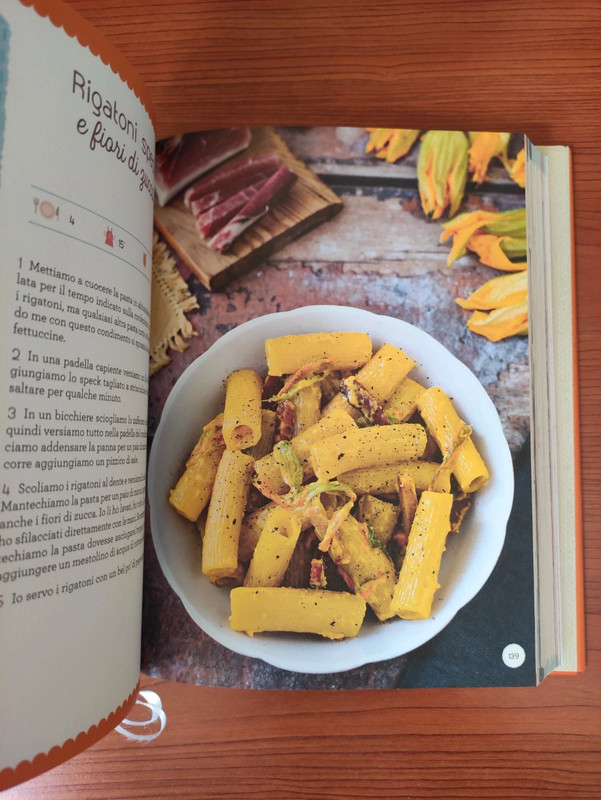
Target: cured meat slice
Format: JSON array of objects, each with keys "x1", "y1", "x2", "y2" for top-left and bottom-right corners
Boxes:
[
  {"x1": 194, "y1": 177, "x2": 270, "y2": 238},
  {"x1": 209, "y1": 164, "x2": 298, "y2": 254},
  {"x1": 184, "y1": 153, "x2": 281, "y2": 211},
  {"x1": 155, "y1": 127, "x2": 251, "y2": 206}
]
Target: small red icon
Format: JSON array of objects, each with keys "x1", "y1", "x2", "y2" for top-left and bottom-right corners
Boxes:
[
  {"x1": 33, "y1": 198, "x2": 59, "y2": 220},
  {"x1": 105, "y1": 227, "x2": 114, "y2": 247},
  {"x1": 40, "y1": 200, "x2": 57, "y2": 219}
]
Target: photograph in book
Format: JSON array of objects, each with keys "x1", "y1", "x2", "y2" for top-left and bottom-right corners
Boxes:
[{"x1": 144, "y1": 125, "x2": 535, "y2": 688}]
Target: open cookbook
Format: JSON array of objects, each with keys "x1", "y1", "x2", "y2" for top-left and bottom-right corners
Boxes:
[{"x1": 0, "y1": 0, "x2": 584, "y2": 791}]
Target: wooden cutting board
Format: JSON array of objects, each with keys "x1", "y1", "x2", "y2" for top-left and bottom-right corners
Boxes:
[{"x1": 153, "y1": 127, "x2": 343, "y2": 290}]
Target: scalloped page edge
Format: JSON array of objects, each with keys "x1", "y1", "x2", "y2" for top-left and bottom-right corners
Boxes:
[
  {"x1": 0, "y1": 681, "x2": 140, "y2": 791},
  {"x1": 20, "y1": 0, "x2": 156, "y2": 128}
]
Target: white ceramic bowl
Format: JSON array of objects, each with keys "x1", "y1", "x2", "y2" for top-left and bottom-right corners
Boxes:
[{"x1": 148, "y1": 305, "x2": 513, "y2": 673}]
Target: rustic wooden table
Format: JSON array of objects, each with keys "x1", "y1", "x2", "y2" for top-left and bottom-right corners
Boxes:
[{"x1": 7, "y1": 1, "x2": 600, "y2": 797}]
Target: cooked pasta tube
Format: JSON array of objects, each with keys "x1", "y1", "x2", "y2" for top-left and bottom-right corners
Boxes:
[
  {"x1": 416, "y1": 386, "x2": 489, "y2": 492},
  {"x1": 383, "y1": 377, "x2": 426, "y2": 422},
  {"x1": 323, "y1": 343, "x2": 416, "y2": 418},
  {"x1": 238, "y1": 503, "x2": 278, "y2": 562},
  {"x1": 247, "y1": 409, "x2": 277, "y2": 460},
  {"x1": 169, "y1": 414, "x2": 225, "y2": 522},
  {"x1": 239, "y1": 501, "x2": 315, "y2": 562},
  {"x1": 339, "y1": 460, "x2": 451, "y2": 496},
  {"x1": 243, "y1": 507, "x2": 302, "y2": 587},
  {"x1": 265, "y1": 331, "x2": 372, "y2": 376},
  {"x1": 325, "y1": 516, "x2": 397, "y2": 621},
  {"x1": 202, "y1": 450, "x2": 254, "y2": 581},
  {"x1": 397, "y1": 473, "x2": 418, "y2": 536},
  {"x1": 310, "y1": 423, "x2": 427, "y2": 482},
  {"x1": 293, "y1": 384, "x2": 322, "y2": 435},
  {"x1": 284, "y1": 540, "x2": 317, "y2": 589},
  {"x1": 222, "y1": 369, "x2": 263, "y2": 451},
  {"x1": 391, "y1": 490, "x2": 453, "y2": 620},
  {"x1": 253, "y1": 408, "x2": 357, "y2": 495},
  {"x1": 356, "y1": 495, "x2": 399, "y2": 544},
  {"x1": 229, "y1": 587, "x2": 367, "y2": 639}
]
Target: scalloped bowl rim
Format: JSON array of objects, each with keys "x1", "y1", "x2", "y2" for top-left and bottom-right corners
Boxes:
[{"x1": 148, "y1": 305, "x2": 514, "y2": 674}]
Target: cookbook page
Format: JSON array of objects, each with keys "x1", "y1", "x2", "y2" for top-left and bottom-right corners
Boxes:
[
  {"x1": 0, "y1": 0, "x2": 154, "y2": 789},
  {"x1": 144, "y1": 125, "x2": 536, "y2": 689}
]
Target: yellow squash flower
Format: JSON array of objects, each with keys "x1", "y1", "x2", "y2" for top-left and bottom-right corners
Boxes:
[
  {"x1": 365, "y1": 128, "x2": 420, "y2": 162},
  {"x1": 449, "y1": 208, "x2": 529, "y2": 342},
  {"x1": 465, "y1": 300, "x2": 529, "y2": 342},
  {"x1": 365, "y1": 128, "x2": 395, "y2": 153},
  {"x1": 466, "y1": 233, "x2": 527, "y2": 271},
  {"x1": 440, "y1": 207, "x2": 526, "y2": 266},
  {"x1": 456, "y1": 269, "x2": 528, "y2": 310},
  {"x1": 416, "y1": 130, "x2": 469, "y2": 220},
  {"x1": 468, "y1": 132, "x2": 511, "y2": 184},
  {"x1": 502, "y1": 147, "x2": 526, "y2": 188}
]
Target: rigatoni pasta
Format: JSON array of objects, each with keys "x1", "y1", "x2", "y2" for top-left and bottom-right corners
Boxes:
[
  {"x1": 323, "y1": 343, "x2": 415, "y2": 418},
  {"x1": 246, "y1": 409, "x2": 277, "y2": 460},
  {"x1": 292, "y1": 384, "x2": 322, "y2": 435},
  {"x1": 201, "y1": 450, "x2": 254, "y2": 581},
  {"x1": 243, "y1": 507, "x2": 301, "y2": 587},
  {"x1": 265, "y1": 331, "x2": 372, "y2": 376},
  {"x1": 416, "y1": 386, "x2": 489, "y2": 493},
  {"x1": 169, "y1": 414, "x2": 225, "y2": 522},
  {"x1": 339, "y1": 460, "x2": 451, "y2": 496},
  {"x1": 384, "y1": 377, "x2": 426, "y2": 422},
  {"x1": 253, "y1": 407, "x2": 356, "y2": 495},
  {"x1": 309, "y1": 423, "x2": 428, "y2": 482},
  {"x1": 230, "y1": 587, "x2": 367, "y2": 639},
  {"x1": 222, "y1": 369, "x2": 263, "y2": 451},
  {"x1": 170, "y1": 329, "x2": 490, "y2": 642},
  {"x1": 391, "y1": 491, "x2": 454, "y2": 619},
  {"x1": 355, "y1": 495, "x2": 399, "y2": 545},
  {"x1": 324, "y1": 514, "x2": 397, "y2": 621}
]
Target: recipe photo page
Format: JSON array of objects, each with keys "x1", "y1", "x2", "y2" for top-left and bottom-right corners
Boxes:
[{"x1": 143, "y1": 125, "x2": 535, "y2": 689}]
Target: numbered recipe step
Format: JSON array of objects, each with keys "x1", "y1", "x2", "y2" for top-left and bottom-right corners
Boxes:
[
  {"x1": 1, "y1": 251, "x2": 150, "y2": 614},
  {"x1": 12, "y1": 254, "x2": 150, "y2": 353},
  {"x1": 1, "y1": 451, "x2": 146, "y2": 610}
]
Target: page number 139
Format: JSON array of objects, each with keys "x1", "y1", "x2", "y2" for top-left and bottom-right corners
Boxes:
[{"x1": 502, "y1": 643, "x2": 526, "y2": 668}]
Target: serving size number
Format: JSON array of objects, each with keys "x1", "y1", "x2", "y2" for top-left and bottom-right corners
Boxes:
[{"x1": 32, "y1": 197, "x2": 76, "y2": 227}]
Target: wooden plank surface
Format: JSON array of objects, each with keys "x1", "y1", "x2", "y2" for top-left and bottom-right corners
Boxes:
[
  {"x1": 154, "y1": 127, "x2": 342, "y2": 289},
  {"x1": 11, "y1": 1, "x2": 599, "y2": 798}
]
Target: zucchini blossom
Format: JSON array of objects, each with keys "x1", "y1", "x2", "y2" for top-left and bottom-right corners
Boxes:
[
  {"x1": 417, "y1": 130, "x2": 469, "y2": 220},
  {"x1": 365, "y1": 128, "x2": 420, "y2": 162},
  {"x1": 468, "y1": 131, "x2": 511, "y2": 184},
  {"x1": 440, "y1": 207, "x2": 527, "y2": 269}
]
